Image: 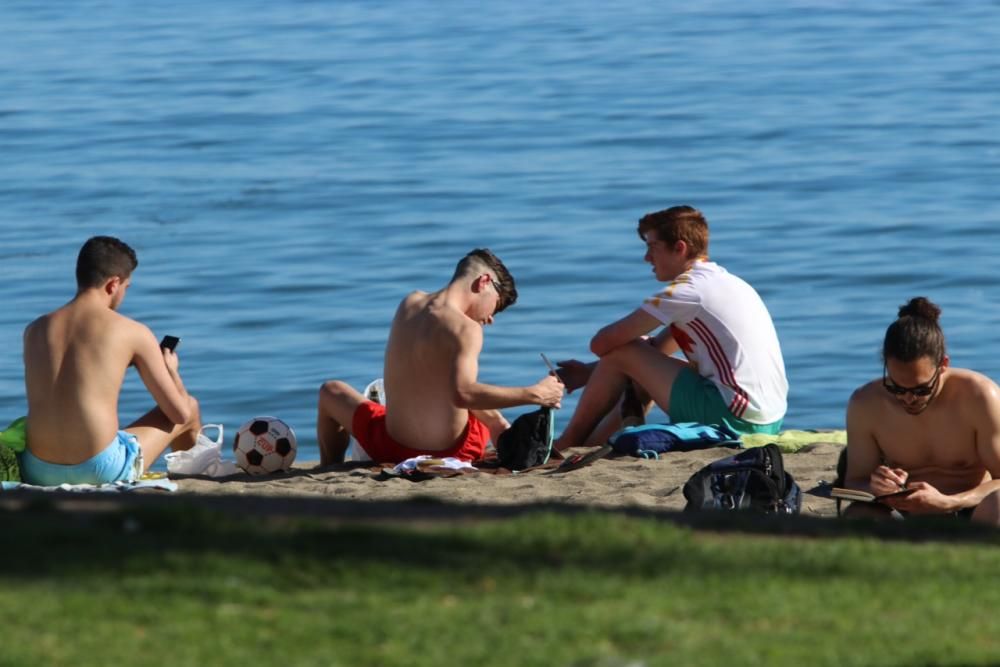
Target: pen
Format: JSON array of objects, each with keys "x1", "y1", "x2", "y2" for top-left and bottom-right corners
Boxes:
[{"x1": 540, "y1": 353, "x2": 556, "y2": 374}]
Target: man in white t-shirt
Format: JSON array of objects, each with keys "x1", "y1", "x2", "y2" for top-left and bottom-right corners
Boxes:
[{"x1": 554, "y1": 205, "x2": 788, "y2": 449}]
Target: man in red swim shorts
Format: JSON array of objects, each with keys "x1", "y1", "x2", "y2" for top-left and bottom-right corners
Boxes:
[{"x1": 316, "y1": 249, "x2": 564, "y2": 465}]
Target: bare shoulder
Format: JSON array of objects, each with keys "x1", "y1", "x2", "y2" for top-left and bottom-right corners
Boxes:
[
  {"x1": 848, "y1": 378, "x2": 883, "y2": 413},
  {"x1": 435, "y1": 302, "x2": 479, "y2": 340},
  {"x1": 432, "y1": 300, "x2": 482, "y2": 353},
  {"x1": 23, "y1": 313, "x2": 49, "y2": 340},
  {"x1": 399, "y1": 290, "x2": 428, "y2": 307},
  {"x1": 948, "y1": 368, "x2": 1000, "y2": 405},
  {"x1": 105, "y1": 310, "x2": 156, "y2": 351}
]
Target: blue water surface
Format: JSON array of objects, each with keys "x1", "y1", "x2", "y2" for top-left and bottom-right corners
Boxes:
[{"x1": 2, "y1": 1, "x2": 999, "y2": 465}]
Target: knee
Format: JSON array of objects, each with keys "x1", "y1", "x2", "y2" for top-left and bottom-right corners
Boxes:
[
  {"x1": 842, "y1": 501, "x2": 895, "y2": 520},
  {"x1": 589, "y1": 342, "x2": 647, "y2": 382},
  {"x1": 319, "y1": 380, "x2": 350, "y2": 404},
  {"x1": 603, "y1": 339, "x2": 647, "y2": 366},
  {"x1": 972, "y1": 490, "x2": 1000, "y2": 526},
  {"x1": 185, "y1": 395, "x2": 201, "y2": 425}
]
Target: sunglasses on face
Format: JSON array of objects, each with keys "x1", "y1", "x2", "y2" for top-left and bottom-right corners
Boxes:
[
  {"x1": 882, "y1": 364, "x2": 941, "y2": 397},
  {"x1": 488, "y1": 277, "x2": 505, "y2": 313}
]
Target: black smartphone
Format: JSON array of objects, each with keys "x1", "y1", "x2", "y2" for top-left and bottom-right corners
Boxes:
[{"x1": 159, "y1": 335, "x2": 180, "y2": 352}]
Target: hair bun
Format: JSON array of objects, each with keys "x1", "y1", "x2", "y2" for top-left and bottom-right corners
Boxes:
[{"x1": 898, "y1": 297, "x2": 941, "y2": 324}]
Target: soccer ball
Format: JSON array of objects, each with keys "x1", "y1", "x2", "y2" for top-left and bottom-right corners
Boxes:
[{"x1": 233, "y1": 416, "x2": 297, "y2": 475}]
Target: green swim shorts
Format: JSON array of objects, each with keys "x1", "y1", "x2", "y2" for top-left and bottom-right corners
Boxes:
[{"x1": 668, "y1": 366, "x2": 782, "y2": 436}]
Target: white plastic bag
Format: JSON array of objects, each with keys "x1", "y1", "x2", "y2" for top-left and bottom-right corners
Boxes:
[{"x1": 165, "y1": 424, "x2": 239, "y2": 477}]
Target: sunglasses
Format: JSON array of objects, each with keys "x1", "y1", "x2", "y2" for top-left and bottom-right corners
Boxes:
[
  {"x1": 882, "y1": 364, "x2": 941, "y2": 397},
  {"x1": 488, "y1": 276, "x2": 505, "y2": 313}
]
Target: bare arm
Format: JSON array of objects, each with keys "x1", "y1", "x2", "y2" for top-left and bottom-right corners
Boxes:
[
  {"x1": 451, "y1": 326, "x2": 563, "y2": 410},
  {"x1": 844, "y1": 385, "x2": 897, "y2": 494},
  {"x1": 131, "y1": 325, "x2": 192, "y2": 425},
  {"x1": 649, "y1": 327, "x2": 680, "y2": 355},
  {"x1": 558, "y1": 321, "x2": 674, "y2": 393},
  {"x1": 589, "y1": 309, "x2": 662, "y2": 357},
  {"x1": 929, "y1": 380, "x2": 1000, "y2": 510}
]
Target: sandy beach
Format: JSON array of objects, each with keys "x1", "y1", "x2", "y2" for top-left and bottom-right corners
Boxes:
[{"x1": 170, "y1": 441, "x2": 844, "y2": 518}]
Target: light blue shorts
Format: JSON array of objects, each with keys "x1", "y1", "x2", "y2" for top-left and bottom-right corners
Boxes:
[{"x1": 20, "y1": 431, "x2": 143, "y2": 486}]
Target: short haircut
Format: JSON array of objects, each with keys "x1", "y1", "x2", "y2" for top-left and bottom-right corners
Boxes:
[
  {"x1": 883, "y1": 297, "x2": 946, "y2": 364},
  {"x1": 76, "y1": 236, "x2": 138, "y2": 290},
  {"x1": 636, "y1": 205, "x2": 709, "y2": 259},
  {"x1": 452, "y1": 248, "x2": 517, "y2": 313}
]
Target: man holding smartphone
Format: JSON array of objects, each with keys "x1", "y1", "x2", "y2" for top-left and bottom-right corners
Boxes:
[{"x1": 20, "y1": 236, "x2": 201, "y2": 484}]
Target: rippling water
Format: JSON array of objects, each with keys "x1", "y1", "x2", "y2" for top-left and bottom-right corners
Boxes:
[{"x1": 2, "y1": 1, "x2": 999, "y2": 465}]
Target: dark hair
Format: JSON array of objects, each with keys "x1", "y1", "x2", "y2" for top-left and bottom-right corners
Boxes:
[
  {"x1": 636, "y1": 205, "x2": 709, "y2": 259},
  {"x1": 453, "y1": 248, "x2": 517, "y2": 313},
  {"x1": 76, "y1": 236, "x2": 138, "y2": 290},
  {"x1": 883, "y1": 297, "x2": 946, "y2": 364}
]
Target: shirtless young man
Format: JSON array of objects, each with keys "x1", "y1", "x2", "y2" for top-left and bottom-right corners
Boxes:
[
  {"x1": 554, "y1": 205, "x2": 787, "y2": 449},
  {"x1": 844, "y1": 297, "x2": 1000, "y2": 524},
  {"x1": 316, "y1": 248, "x2": 564, "y2": 465},
  {"x1": 21, "y1": 236, "x2": 201, "y2": 485}
]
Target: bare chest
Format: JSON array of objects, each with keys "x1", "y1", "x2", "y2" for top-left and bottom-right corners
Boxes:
[{"x1": 872, "y1": 410, "x2": 981, "y2": 471}]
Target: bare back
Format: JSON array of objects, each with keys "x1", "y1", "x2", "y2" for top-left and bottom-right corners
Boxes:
[
  {"x1": 383, "y1": 290, "x2": 478, "y2": 450},
  {"x1": 847, "y1": 369, "x2": 1000, "y2": 493},
  {"x1": 24, "y1": 298, "x2": 165, "y2": 463}
]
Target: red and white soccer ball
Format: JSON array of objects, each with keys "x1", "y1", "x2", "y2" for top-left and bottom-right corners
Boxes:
[{"x1": 233, "y1": 416, "x2": 297, "y2": 475}]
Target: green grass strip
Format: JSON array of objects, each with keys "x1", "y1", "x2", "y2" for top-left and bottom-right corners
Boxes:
[{"x1": 2, "y1": 505, "x2": 999, "y2": 667}]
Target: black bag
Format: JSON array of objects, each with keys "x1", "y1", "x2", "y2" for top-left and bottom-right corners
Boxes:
[
  {"x1": 496, "y1": 407, "x2": 554, "y2": 471},
  {"x1": 682, "y1": 444, "x2": 802, "y2": 514}
]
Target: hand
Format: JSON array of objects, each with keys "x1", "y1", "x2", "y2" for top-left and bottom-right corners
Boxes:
[
  {"x1": 162, "y1": 347, "x2": 180, "y2": 374},
  {"x1": 555, "y1": 359, "x2": 593, "y2": 393},
  {"x1": 532, "y1": 374, "x2": 565, "y2": 409},
  {"x1": 888, "y1": 480, "x2": 956, "y2": 514},
  {"x1": 870, "y1": 465, "x2": 908, "y2": 496}
]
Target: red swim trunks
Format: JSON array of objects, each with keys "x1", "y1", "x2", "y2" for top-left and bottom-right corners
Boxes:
[{"x1": 351, "y1": 401, "x2": 490, "y2": 464}]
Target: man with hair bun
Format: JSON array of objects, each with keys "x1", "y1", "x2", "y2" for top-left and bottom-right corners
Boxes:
[
  {"x1": 316, "y1": 248, "x2": 564, "y2": 465},
  {"x1": 844, "y1": 296, "x2": 1000, "y2": 523},
  {"x1": 554, "y1": 206, "x2": 788, "y2": 449}
]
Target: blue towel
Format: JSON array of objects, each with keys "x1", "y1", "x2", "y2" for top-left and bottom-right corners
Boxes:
[{"x1": 609, "y1": 422, "x2": 743, "y2": 457}]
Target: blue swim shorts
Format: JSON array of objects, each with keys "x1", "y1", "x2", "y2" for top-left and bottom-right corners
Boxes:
[
  {"x1": 668, "y1": 367, "x2": 783, "y2": 436},
  {"x1": 20, "y1": 431, "x2": 143, "y2": 486}
]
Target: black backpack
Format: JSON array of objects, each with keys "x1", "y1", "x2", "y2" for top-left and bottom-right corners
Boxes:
[
  {"x1": 682, "y1": 444, "x2": 802, "y2": 514},
  {"x1": 496, "y1": 407, "x2": 554, "y2": 471}
]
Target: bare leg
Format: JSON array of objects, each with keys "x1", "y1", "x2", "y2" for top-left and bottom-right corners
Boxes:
[
  {"x1": 470, "y1": 409, "x2": 510, "y2": 445},
  {"x1": 576, "y1": 381, "x2": 657, "y2": 446},
  {"x1": 971, "y1": 489, "x2": 1000, "y2": 526},
  {"x1": 317, "y1": 380, "x2": 366, "y2": 466},
  {"x1": 554, "y1": 340, "x2": 689, "y2": 450},
  {"x1": 125, "y1": 394, "x2": 201, "y2": 473},
  {"x1": 587, "y1": 408, "x2": 626, "y2": 447},
  {"x1": 555, "y1": 359, "x2": 630, "y2": 449}
]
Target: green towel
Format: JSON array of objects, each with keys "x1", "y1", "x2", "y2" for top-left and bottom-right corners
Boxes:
[
  {"x1": 0, "y1": 416, "x2": 25, "y2": 483},
  {"x1": 0, "y1": 417, "x2": 27, "y2": 453},
  {"x1": 0, "y1": 445, "x2": 20, "y2": 482},
  {"x1": 741, "y1": 429, "x2": 846, "y2": 453}
]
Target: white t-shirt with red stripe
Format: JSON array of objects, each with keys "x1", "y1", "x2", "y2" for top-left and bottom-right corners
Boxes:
[{"x1": 640, "y1": 259, "x2": 788, "y2": 424}]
